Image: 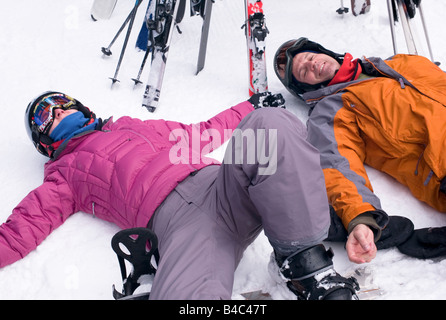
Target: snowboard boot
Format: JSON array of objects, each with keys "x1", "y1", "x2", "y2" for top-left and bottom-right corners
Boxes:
[{"x1": 273, "y1": 244, "x2": 359, "y2": 300}]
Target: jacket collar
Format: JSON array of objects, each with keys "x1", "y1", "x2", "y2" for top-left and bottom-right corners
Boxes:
[
  {"x1": 302, "y1": 56, "x2": 415, "y2": 105},
  {"x1": 49, "y1": 117, "x2": 112, "y2": 161}
]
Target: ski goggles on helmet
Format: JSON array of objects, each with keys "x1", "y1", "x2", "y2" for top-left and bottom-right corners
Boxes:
[
  {"x1": 32, "y1": 93, "x2": 77, "y2": 134},
  {"x1": 273, "y1": 38, "x2": 315, "y2": 96}
]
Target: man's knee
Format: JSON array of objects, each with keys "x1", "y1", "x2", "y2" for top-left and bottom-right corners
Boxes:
[{"x1": 240, "y1": 108, "x2": 306, "y2": 138}]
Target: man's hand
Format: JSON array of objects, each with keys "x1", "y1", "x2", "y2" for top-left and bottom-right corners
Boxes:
[{"x1": 346, "y1": 224, "x2": 377, "y2": 264}]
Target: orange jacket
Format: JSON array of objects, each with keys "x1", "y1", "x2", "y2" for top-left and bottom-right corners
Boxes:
[{"x1": 304, "y1": 54, "x2": 446, "y2": 229}]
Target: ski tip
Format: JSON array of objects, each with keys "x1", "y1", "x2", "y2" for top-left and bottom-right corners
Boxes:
[{"x1": 143, "y1": 105, "x2": 156, "y2": 113}]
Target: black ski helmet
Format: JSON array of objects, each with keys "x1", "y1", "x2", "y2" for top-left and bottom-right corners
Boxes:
[
  {"x1": 274, "y1": 37, "x2": 345, "y2": 98},
  {"x1": 25, "y1": 91, "x2": 96, "y2": 158}
]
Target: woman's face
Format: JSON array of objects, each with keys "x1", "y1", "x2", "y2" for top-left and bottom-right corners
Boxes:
[{"x1": 48, "y1": 109, "x2": 79, "y2": 136}]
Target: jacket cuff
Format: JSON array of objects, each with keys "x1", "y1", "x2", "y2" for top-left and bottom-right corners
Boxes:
[{"x1": 347, "y1": 212, "x2": 383, "y2": 242}]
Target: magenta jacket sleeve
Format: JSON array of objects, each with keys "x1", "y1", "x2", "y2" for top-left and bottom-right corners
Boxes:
[
  {"x1": 0, "y1": 101, "x2": 254, "y2": 268},
  {"x1": 163, "y1": 101, "x2": 255, "y2": 156},
  {"x1": 0, "y1": 177, "x2": 76, "y2": 268}
]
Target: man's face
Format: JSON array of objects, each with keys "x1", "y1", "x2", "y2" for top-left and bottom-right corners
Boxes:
[{"x1": 292, "y1": 51, "x2": 341, "y2": 85}]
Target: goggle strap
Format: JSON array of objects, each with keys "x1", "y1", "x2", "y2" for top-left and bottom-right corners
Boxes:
[{"x1": 39, "y1": 139, "x2": 64, "y2": 158}]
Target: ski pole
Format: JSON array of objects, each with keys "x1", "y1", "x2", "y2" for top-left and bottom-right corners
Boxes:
[
  {"x1": 101, "y1": 9, "x2": 134, "y2": 56},
  {"x1": 417, "y1": 2, "x2": 438, "y2": 65},
  {"x1": 110, "y1": 0, "x2": 144, "y2": 85},
  {"x1": 132, "y1": 46, "x2": 152, "y2": 86},
  {"x1": 387, "y1": 0, "x2": 398, "y2": 55},
  {"x1": 336, "y1": 0, "x2": 349, "y2": 16},
  {"x1": 196, "y1": 0, "x2": 214, "y2": 75}
]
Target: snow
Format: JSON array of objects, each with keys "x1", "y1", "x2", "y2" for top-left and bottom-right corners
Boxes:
[{"x1": 1, "y1": 0, "x2": 446, "y2": 300}]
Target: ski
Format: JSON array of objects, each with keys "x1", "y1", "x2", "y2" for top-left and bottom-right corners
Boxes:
[
  {"x1": 399, "y1": 0, "x2": 437, "y2": 63},
  {"x1": 241, "y1": 267, "x2": 384, "y2": 300},
  {"x1": 195, "y1": 0, "x2": 214, "y2": 75},
  {"x1": 350, "y1": 0, "x2": 371, "y2": 16},
  {"x1": 396, "y1": 0, "x2": 418, "y2": 55},
  {"x1": 91, "y1": 0, "x2": 118, "y2": 21},
  {"x1": 244, "y1": 0, "x2": 268, "y2": 96},
  {"x1": 388, "y1": 1, "x2": 439, "y2": 64},
  {"x1": 141, "y1": 0, "x2": 181, "y2": 112},
  {"x1": 240, "y1": 290, "x2": 273, "y2": 300},
  {"x1": 135, "y1": 0, "x2": 156, "y2": 52},
  {"x1": 344, "y1": 267, "x2": 384, "y2": 300}
]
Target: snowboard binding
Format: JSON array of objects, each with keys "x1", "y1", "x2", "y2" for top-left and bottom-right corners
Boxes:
[
  {"x1": 275, "y1": 244, "x2": 360, "y2": 300},
  {"x1": 111, "y1": 227, "x2": 159, "y2": 300}
]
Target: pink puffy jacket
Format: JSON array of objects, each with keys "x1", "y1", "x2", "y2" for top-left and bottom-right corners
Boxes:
[{"x1": 0, "y1": 101, "x2": 254, "y2": 268}]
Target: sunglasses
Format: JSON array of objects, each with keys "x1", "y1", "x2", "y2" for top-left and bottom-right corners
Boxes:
[{"x1": 32, "y1": 94, "x2": 76, "y2": 134}]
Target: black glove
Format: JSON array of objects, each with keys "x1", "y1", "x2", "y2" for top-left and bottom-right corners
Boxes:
[
  {"x1": 398, "y1": 226, "x2": 446, "y2": 259},
  {"x1": 440, "y1": 176, "x2": 446, "y2": 193},
  {"x1": 248, "y1": 91, "x2": 286, "y2": 109},
  {"x1": 420, "y1": 227, "x2": 446, "y2": 245}
]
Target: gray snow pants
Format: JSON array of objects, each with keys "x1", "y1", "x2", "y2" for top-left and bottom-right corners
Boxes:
[{"x1": 148, "y1": 108, "x2": 330, "y2": 299}]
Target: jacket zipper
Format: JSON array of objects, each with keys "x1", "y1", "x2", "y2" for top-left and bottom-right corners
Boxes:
[
  {"x1": 92, "y1": 202, "x2": 96, "y2": 218},
  {"x1": 414, "y1": 149, "x2": 434, "y2": 186},
  {"x1": 399, "y1": 78, "x2": 405, "y2": 89},
  {"x1": 128, "y1": 130, "x2": 156, "y2": 152}
]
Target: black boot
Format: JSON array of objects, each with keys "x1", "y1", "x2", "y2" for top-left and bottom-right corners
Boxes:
[{"x1": 274, "y1": 244, "x2": 359, "y2": 300}]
